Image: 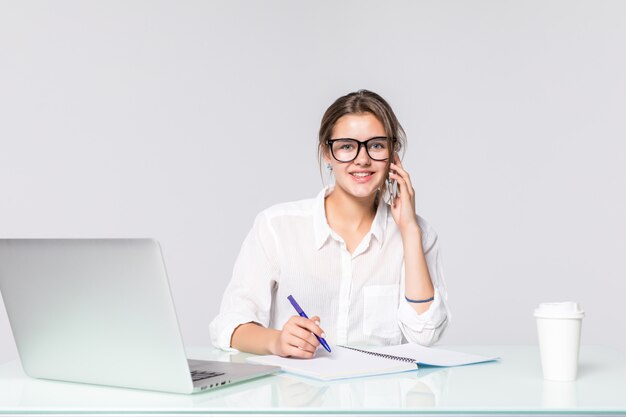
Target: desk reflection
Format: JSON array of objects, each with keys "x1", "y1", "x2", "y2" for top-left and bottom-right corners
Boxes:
[
  {"x1": 187, "y1": 367, "x2": 451, "y2": 409},
  {"x1": 268, "y1": 368, "x2": 451, "y2": 408},
  {"x1": 14, "y1": 360, "x2": 450, "y2": 411},
  {"x1": 5, "y1": 346, "x2": 625, "y2": 414},
  {"x1": 542, "y1": 380, "x2": 578, "y2": 408}
]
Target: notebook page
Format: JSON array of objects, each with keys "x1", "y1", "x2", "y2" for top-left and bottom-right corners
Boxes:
[
  {"x1": 366, "y1": 344, "x2": 499, "y2": 367},
  {"x1": 246, "y1": 345, "x2": 417, "y2": 380}
]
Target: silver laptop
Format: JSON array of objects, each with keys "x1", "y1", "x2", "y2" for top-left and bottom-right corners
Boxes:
[{"x1": 0, "y1": 239, "x2": 278, "y2": 394}]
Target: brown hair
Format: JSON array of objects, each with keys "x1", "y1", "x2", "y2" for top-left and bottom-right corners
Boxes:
[{"x1": 318, "y1": 89, "x2": 407, "y2": 202}]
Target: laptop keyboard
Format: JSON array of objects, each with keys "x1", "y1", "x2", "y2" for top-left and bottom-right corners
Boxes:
[{"x1": 190, "y1": 370, "x2": 225, "y2": 382}]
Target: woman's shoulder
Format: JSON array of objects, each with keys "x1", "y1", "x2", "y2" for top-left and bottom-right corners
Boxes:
[
  {"x1": 258, "y1": 194, "x2": 319, "y2": 221},
  {"x1": 415, "y1": 213, "x2": 436, "y2": 234},
  {"x1": 414, "y1": 213, "x2": 440, "y2": 251},
  {"x1": 386, "y1": 207, "x2": 438, "y2": 240}
]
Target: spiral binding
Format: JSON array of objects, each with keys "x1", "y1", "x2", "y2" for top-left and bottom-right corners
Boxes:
[{"x1": 338, "y1": 345, "x2": 416, "y2": 364}]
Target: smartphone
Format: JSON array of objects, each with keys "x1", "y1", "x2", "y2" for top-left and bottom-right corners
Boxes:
[
  {"x1": 389, "y1": 150, "x2": 400, "y2": 203},
  {"x1": 388, "y1": 178, "x2": 398, "y2": 203}
]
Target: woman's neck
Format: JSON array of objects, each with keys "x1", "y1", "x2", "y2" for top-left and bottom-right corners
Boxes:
[{"x1": 324, "y1": 186, "x2": 377, "y2": 233}]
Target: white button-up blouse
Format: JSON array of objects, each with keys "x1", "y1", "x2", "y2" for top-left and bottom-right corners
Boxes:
[{"x1": 209, "y1": 186, "x2": 451, "y2": 351}]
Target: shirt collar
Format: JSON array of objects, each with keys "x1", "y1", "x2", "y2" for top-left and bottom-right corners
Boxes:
[{"x1": 313, "y1": 185, "x2": 388, "y2": 251}]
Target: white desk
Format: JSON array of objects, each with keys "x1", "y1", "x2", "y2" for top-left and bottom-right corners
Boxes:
[{"x1": 0, "y1": 345, "x2": 625, "y2": 416}]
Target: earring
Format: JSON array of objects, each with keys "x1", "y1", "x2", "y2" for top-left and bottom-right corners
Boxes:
[{"x1": 326, "y1": 163, "x2": 332, "y2": 172}]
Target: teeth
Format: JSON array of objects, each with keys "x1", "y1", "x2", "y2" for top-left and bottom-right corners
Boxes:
[{"x1": 351, "y1": 172, "x2": 372, "y2": 177}]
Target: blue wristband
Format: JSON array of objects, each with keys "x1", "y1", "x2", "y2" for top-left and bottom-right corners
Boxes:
[{"x1": 405, "y1": 295, "x2": 435, "y2": 304}]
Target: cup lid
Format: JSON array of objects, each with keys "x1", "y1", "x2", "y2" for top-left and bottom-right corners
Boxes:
[{"x1": 534, "y1": 302, "x2": 585, "y2": 319}]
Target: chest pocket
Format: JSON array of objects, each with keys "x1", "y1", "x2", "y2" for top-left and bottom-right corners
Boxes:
[{"x1": 362, "y1": 284, "x2": 401, "y2": 339}]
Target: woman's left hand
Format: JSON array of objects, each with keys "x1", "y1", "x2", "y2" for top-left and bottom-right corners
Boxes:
[{"x1": 389, "y1": 153, "x2": 420, "y2": 234}]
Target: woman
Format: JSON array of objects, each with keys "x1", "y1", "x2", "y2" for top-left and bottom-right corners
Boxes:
[{"x1": 210, "y1": 90, "x2": 450, "y2": 358}]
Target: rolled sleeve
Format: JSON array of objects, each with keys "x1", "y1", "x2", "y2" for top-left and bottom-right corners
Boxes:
[
  {"x1": 209, "y1": 212, "x2": 279, "y2": 351},
  {"x1": 398, "y1": 288, "x2": 449, "y2": 346},
  {"x1": 397, "y1": 222, "x2": 451, "y2": 346},
  {"x1": 209, "y1": 313, "x2": 257, "y2": 352}
]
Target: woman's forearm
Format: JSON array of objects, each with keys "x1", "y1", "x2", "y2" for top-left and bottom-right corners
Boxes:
[
  {"x1": 402, "y1": 225, "x2": 435, "y2": 314},
  {"x1": 230, "y1": 322, "x2": 280, "y2": 355}
]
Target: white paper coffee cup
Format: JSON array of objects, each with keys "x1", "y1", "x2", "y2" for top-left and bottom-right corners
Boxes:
[{"x1": 534, "y1": 302, "x2": 584, "y2": 381}]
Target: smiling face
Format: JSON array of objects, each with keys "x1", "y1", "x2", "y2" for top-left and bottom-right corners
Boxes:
[{"x1": 324, "y1": 112, "x2": 390, "y2": 201}]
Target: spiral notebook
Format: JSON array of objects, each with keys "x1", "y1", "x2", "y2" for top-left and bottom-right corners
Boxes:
[{"x1": 246, "y1": 344, "x2": 498, "y2": 381}]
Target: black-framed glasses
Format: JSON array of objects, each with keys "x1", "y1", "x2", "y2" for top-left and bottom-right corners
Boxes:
[{"x1": 326, "y1": 137, "x2": 393, "y2": 162}]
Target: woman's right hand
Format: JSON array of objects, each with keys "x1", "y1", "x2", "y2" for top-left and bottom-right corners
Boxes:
[{"x1": 271, "y1": 315, "x2": 325, "y2": 358}]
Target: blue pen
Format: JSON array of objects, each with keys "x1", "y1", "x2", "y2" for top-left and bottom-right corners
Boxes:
[{"x1": 287, "y1": 295, "x2": 332, "y2": 353}]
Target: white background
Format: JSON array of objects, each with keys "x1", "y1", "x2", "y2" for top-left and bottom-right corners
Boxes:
[{"x1": 1, "y1": 0, "x2": 625, "y2": 364}]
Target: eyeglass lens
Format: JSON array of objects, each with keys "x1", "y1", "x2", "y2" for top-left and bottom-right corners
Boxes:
[{"x1": 331, "y1": 138, "x2": 390, "y2": 162}]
